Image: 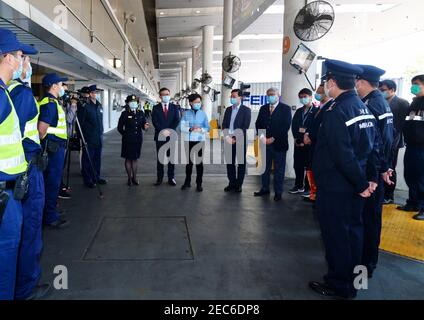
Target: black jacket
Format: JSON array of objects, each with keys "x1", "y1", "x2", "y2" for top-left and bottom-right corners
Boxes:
[
  {"x1": 117, "y1": 107, "x2": 147, "y2": 143},
  {"x1": 222, "y1": 104, "x2": 251, "y2": 142},
  {"x1": 291, "y1": 105, "x2": 317, "y2": 145},
  {"x1": 403, "y1": 96, "x2": 424, "y2": 148},
  {"x1": 152, "y1": 103, "x2": 180, "y2": 141},
  {"x1": 255, "y1": 102, "x2": 292, "y2": 152},
  {"x1": 77, "y1": 99, "x2": 104, "y2": 147},
  {"x1": 388, "y1": 95, "x2": 410, "y2": 149}
]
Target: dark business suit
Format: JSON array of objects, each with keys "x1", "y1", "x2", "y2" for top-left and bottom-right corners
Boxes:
[
  {"x1": 152, "y1": 103, "x2": 180, "y2": 181},
  {"x1": 385, "y1": 95, "x2": 410, "y2": 200},
  {"x1": 222, "y1": 104, "x2": 251, "y2": 188},
  {"x1": 255, "y1": 102, "x2": 292, "y2": 195}
]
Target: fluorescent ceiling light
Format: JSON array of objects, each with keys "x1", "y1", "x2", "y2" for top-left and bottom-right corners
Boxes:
[
  {"x1": 264, "y1": 5, "x2": 284, "y2": 14},
  {"x1": 213, "y1": 49, "x2": 281, "y2": 54},
  {"x1": 333, "y1": 3, "x2": 398, "y2": 13},
  {"x1": 213, "y1": 59, "x2": 265, "y2": 64},
  {"x1": 213, "y1": 34, "x2": 284, "y2": 40}
]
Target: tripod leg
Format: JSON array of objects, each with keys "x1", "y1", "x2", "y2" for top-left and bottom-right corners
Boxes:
[{"x1": 65, "y1": 146, "x2": 71, "y2": 190}]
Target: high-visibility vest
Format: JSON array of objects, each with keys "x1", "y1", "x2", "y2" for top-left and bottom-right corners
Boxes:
[
  {"x1": 0, "y1": 87, "x2": 28, "y2": 176},
  {"x1": 8, "y1": 80, "x2": 41, "y2": 145},
  {"x1": 39, "y1": 96, "x2": 67, "y2": 140}
]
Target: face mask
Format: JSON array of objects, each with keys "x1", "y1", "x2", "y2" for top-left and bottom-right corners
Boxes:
[
  {"x1": 192, "y1": 103, "x2": 202, "y2": 111},
  {"x1": 12, "y1": 58, "x2": 23, "y2": 80},
  {"x1": 411, "y1": 84, "x2": 421, "y2": 96},
  {"x1": 267, "y1": 95, "x2": 278, "y2": 105},
  {"x1": 314, "y1": 93, "x2": 322, "y2": 102},
  {"x1": 381, "y1": 91, "x2": 389, "y2": 99},
  {"x1": 162, "y1": 95, "x2": 170, "y2": 103},
  {"x1": 230, "y1": 97, "x2": 238, "y2": 105},
  {"x1": 129, "y1": 102, "x2": 138, "y2": 110},
  {"x1": 59, "y1": 87, "x2": 65, "y2": 98},
  {"x1": 300, "y1": 97, "x2": 310, "y2": 106}
]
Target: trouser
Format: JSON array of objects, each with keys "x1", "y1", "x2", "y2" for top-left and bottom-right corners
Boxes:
[
  {"x1": 184, "y1": 141, "x2": 204, "y2": 186},
  {"x1": 293, "y1": 146, "x2": 310, "y2": 190},
  {"x1": 15, "y1": 164, "x2": 45, "y2": 300},
  {"x1": 306, "y1": 170, "x2": 317, "y2": 200},
  {"x1": 81, "y1": 145, "x2": 102, "y2": 185},
  {"x1": 0, "y1": 189, "x2": 23, "y2": 300},
  {"x1": 43, "y1": 146, "x2": 65, "y2": 225},
  {"x1": 156, "y1": 141, "x2": 175, "y2": 181},
  {"x1": 316, "y1": 189, "x2": 365, "y2": 298},
  {"x1": 226, "y1": 143, "x2": 246, "y2": 188},
  {"x1": 384, "y1": 146, "x2": 400, "y2": 200},
  {"x1": 404, "y1": 146, "x2": 424, "y2": 210},
  {"x1": 261, "y1": 146, "x2": 287, "y2": 196},
  {"x1": 361, "y1": 176, "x2": 385, "y2": 274}
]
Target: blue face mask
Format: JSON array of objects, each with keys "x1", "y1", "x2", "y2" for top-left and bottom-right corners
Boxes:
[
  {"x1": 59, "y1": 87, "x2": 65, "y2": 98},
  {"x1": 192, "y1": 103, "x2": 202, "y2": 111},
  {"x1": 162, "y1": 95, "x2": 171, "y2": 103},
  {"x1": 12, "y1": 59, "x2": 23, "y2": 80},
  {"x1": 314, "y1": 93, "x2": 322, "y2": 102},
  {"x1": 129, "y1": 102, "x2": 138, "y2": 110},
  {"x1": 267, "y1": 95, "x2": 278, "y2": 105},
  {"x1": 300, "y1": 97, "x2": 310, "y2": 106},
  {"x1": 381, "y1": 91, "x2": 389, "y2": 99},
  {"x1": 230, "y1": 97, "x2": 239, "y2": 106}
]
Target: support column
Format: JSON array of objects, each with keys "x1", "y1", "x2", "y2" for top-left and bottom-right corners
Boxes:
[
  {"x1": 186, "y1": 57, "x2": 193, "y2": 92},
  {"x1": 221, "y1": 0, "x2": 240, "y2": 115},
  {"x1": 281, "y1": 0, "x2": 320, "y2": 178},
  {"x1": 192, "y1": 47, "x2": 198, "y2": 83},
  {"x1": 202, "y1": 25, "x2": 214, "y2": 120}
]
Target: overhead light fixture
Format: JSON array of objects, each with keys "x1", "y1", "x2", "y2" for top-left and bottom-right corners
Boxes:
[
  {"x1": 195, "y1": 10, "x2": 201, "y2": 14},
  {"x1": 108, "y1": 57, "x2": 122, "y2": 69},
  {"x1": 129, "y1": 76, "x2": 138, "y2": 83},
  {"x1": 160, "y1": 11, "x2": 165, "y2": 15}
]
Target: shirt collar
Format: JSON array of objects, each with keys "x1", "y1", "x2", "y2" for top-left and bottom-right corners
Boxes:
[{"x1": 232, "y1": 103, "x2": 241, "y2": 110}]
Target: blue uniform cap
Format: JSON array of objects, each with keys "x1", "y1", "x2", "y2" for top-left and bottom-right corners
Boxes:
[
  {"x1": 126, "y1": 95, "x2": 138, "y2": 103},
  {"x1": 322, "y1": 59, "x2": 364, "y2": 80},
  {"x1": 78, "y1": 86, "x2": 90, "y2": 94},
  {"x1": 87, "y1": 84, "x2": 103, "y2": 93},
  {"x1": 356, "y1": 64, "x2": 386, "y2": 83},
  {"x1": 42, "y1": 73, "x2": 68, "y2": 87},
  {"x1": 0, "y1": 28, "x2": 38, "y2": 55}
]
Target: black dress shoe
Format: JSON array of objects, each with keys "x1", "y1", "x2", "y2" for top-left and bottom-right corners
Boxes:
[
  {"x1": 274, "y1": 194, "x2": 282, "y2": 202},
  {"x1": 181, "y1": 184, "x2": 191, "y2": 190},
  {"x1": 196, "y1": 185, "x2": 203, "y2": 192},
  {"x1": 234, "y1": 186, "x2": 242, "y2": 193},
  {"x1": 254, "y1": 189, "x2": 270, "y2": 197},
  {"x1": 97, "y1": 178, "x2": 107, "y2": 185},
  {"x1": 413, "y1": 211, "x2": 424, "y2": 221},
  {"x1": 154, "y1": 180, "x2": 163, "y2": 186},
  {"x1": 25, "y1": 284, "x2": 52, "y2": 300},
  {"x1": 224, "y1": 185, "x2": 235, "y2": 192},
  {"x1": 127, "y1": 179, "x2": 132, "y2": 187},
  {"x1": 45, "y1": 219, "x2": 70, "y2": 230},
  {"x1": 85, "y1": 182, "x2": 96, "y2": 189},
  {"x1": 397, "y1": 204, "x2": 419, "y2": 212},
  {"x1": 168, "y1": 179, "x2": 177, "y2": 186},
  {"x1": 308, "y1": 281, "x2": 355, "y2": 300},
  {"x1": 131, "y1": 178, "x2": 139, "y2": 186}
]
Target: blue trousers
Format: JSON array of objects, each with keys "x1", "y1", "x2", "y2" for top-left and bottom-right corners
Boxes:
[
  {"x1": 15, "y1": 165, "x2": 45, "y2": 300},
  {"x1": 316, "y1": 189, "x2": 365, "y2": 297},
  {"x1": 361, "y1": 176, "x2": 385, "y2": 273},
  {"x1": 404, "y1": 146, "x2": 424, "y2": 210},
  {"x1": 43, "y1": 147, "x2": 65, "y2": 225},
  {"x1": 261, "y1": 147, "x2": 287, "y2": 196},
  {"x1": 0, "y1": 190, "x2": 23, "y2": 300},
  {"x1": 81, "y1": 145, "x2": 102, "y2": 185}
]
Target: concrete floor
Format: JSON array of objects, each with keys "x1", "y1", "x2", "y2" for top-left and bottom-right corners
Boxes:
[{"x1": 40, "y1": 127, "x2": 424, "y2": 300}]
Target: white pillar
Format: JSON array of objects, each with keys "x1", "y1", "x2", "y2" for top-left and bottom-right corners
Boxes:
[
  {"x1": 192, "y1": 47, "x2": 198, "y2": 83},
  {"x1": 202, "y1": 25, "x2": 214, "y2": 120},
  {"x1": 221, "y1": 0, "x2": 241, "y2": 111},
  {"x1": 282, "y1": 0, "x2": 320, "y2": 178},
  {"x1": 186, "y1": 57, "x2": 192, "y2": 91}
]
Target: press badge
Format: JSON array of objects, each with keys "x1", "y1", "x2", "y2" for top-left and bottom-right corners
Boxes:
[{"x1": 299, "y1": 127, "x2": 306, "y2": 133}]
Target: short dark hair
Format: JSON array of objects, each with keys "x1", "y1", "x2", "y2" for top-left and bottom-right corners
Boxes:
[
  {"x1": 330, "y1": 76, "x2": 356, "y2": 90},
  {"x1": 188, "y1": 93, "x2": 202, "y2": 102},
  {"x1": 159, "y1": 87, "x2": 170, "y2": 95},
  {"x1": 231, "y1": 89, "x2": 242, "y2": 97},
  {"x1": 412, "y1": 74, "x2": 424, "y2": 85},
  {"x1": 298, "y1": 88, "x2": 312, "y2": 96},
  {"x1": 379, "y1": 79, "x2": 397, "y2": 92}
]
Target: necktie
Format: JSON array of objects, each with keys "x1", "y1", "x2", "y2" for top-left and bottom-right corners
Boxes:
[
  {"x1": 270, "y1": 105, "x2": 275, "y2": 114},
  {"x1": 164, "y1": 104, "x2": 168, "y2": 119}
]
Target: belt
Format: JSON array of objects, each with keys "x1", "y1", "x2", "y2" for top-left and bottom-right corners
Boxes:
[{"x1": 0, "y1": 180, "x2": 16, "y2": 190}]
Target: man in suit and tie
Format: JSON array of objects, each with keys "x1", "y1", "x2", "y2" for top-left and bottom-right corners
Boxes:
[
  {"x1": 152, "y1": 88, "x2": 180, "y2": 186},
  {"x1": 222, "y1": 89, "x2": 252, "y2": 193},
  {"x1": 254, "y1": 88, "x2": 292, "y2": 201}
]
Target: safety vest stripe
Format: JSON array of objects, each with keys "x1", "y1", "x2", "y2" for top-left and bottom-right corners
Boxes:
[
  {"x1": 0, "y1": 131, "x2": 21, "y2": 145},
  {"x1": 47, "y1": 127, "x2": 67, "y2": 134},
  {"x1": 24, "y1": 122, "x2": 38, "y2": 132},
  {"x1": 0, "y1": 154, "x2": 25, "y2": 170},
  {"x1": 345, "y1": 115, "x2": 376, "y2": 127},
  {"x1": 405, "y1": 115, "x2": 424, "y2": 121},
  {"x1": 378, "y1": 112, "x2": 394, "y2": 120}
]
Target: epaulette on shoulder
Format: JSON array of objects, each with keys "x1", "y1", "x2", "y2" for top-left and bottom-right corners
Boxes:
[
  {"x1": 49, "y1": 98, "x2": 56, "y2": 103},
  {"x1": 326, "y1": 105, "x2": 334, "y2": 112}
]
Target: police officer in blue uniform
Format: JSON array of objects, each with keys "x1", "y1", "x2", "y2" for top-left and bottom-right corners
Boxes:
[
  {"x1": 309, "y1": 59, "x2": 379, "y2": 299},
  {"x1": 38, "y1": 73, "x2": 70, "y2": 229},
  {"x1": 355, "y1": 65, "x2": 394, "y2": 277},
  {"x1": 77, "y1": 85, "x2": 107, "y2": 188},
  {"x1": 0, "y1": 28, "x2": 37, "y2": 300},
  {"x1": 8, "y1": 55, "x2": 52, "y2": 299}
]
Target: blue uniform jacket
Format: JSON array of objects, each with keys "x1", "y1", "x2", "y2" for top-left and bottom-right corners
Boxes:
[
  {"x1": 9, "y1": 79, "x2": 42, "y2": 160},
  {"x1": 312, "y1": 90, "x2": 379, "y2": 193},
  {"x1": 362, "y1": 89, "x2": 394, "y2": 173},
  {"x1": 117, "y1": 107, "x2": 147, "y2": 143},
  {"x1": 77, "y1": 99, "x2": 104, "y2": 148},
  {"x1": 255, "y1": 102, "x2": 292, "y2": 152},
  {"x1": 38, "y1": 93, "x2": 66, "y2": 146}
]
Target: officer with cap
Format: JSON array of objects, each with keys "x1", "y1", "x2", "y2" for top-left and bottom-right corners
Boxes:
[
  {"x1": 355, "y1": 64, "x2": 394, "y2": 278},
  {"x1": 7, "y1": 40, "x2": 52, "y2": 299},
  {"x1": 0, "y1": 28, "x2": 37, "y2": 299},
  {"x1": 77, "y1": 84, "x2": 107, "y2": 188},
  {"x1": 38, "y1": 73, "x2": 70, "y2": 229},
  {"x1": 309, "y1": 59, "x2": 379, "y2": 299}
]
